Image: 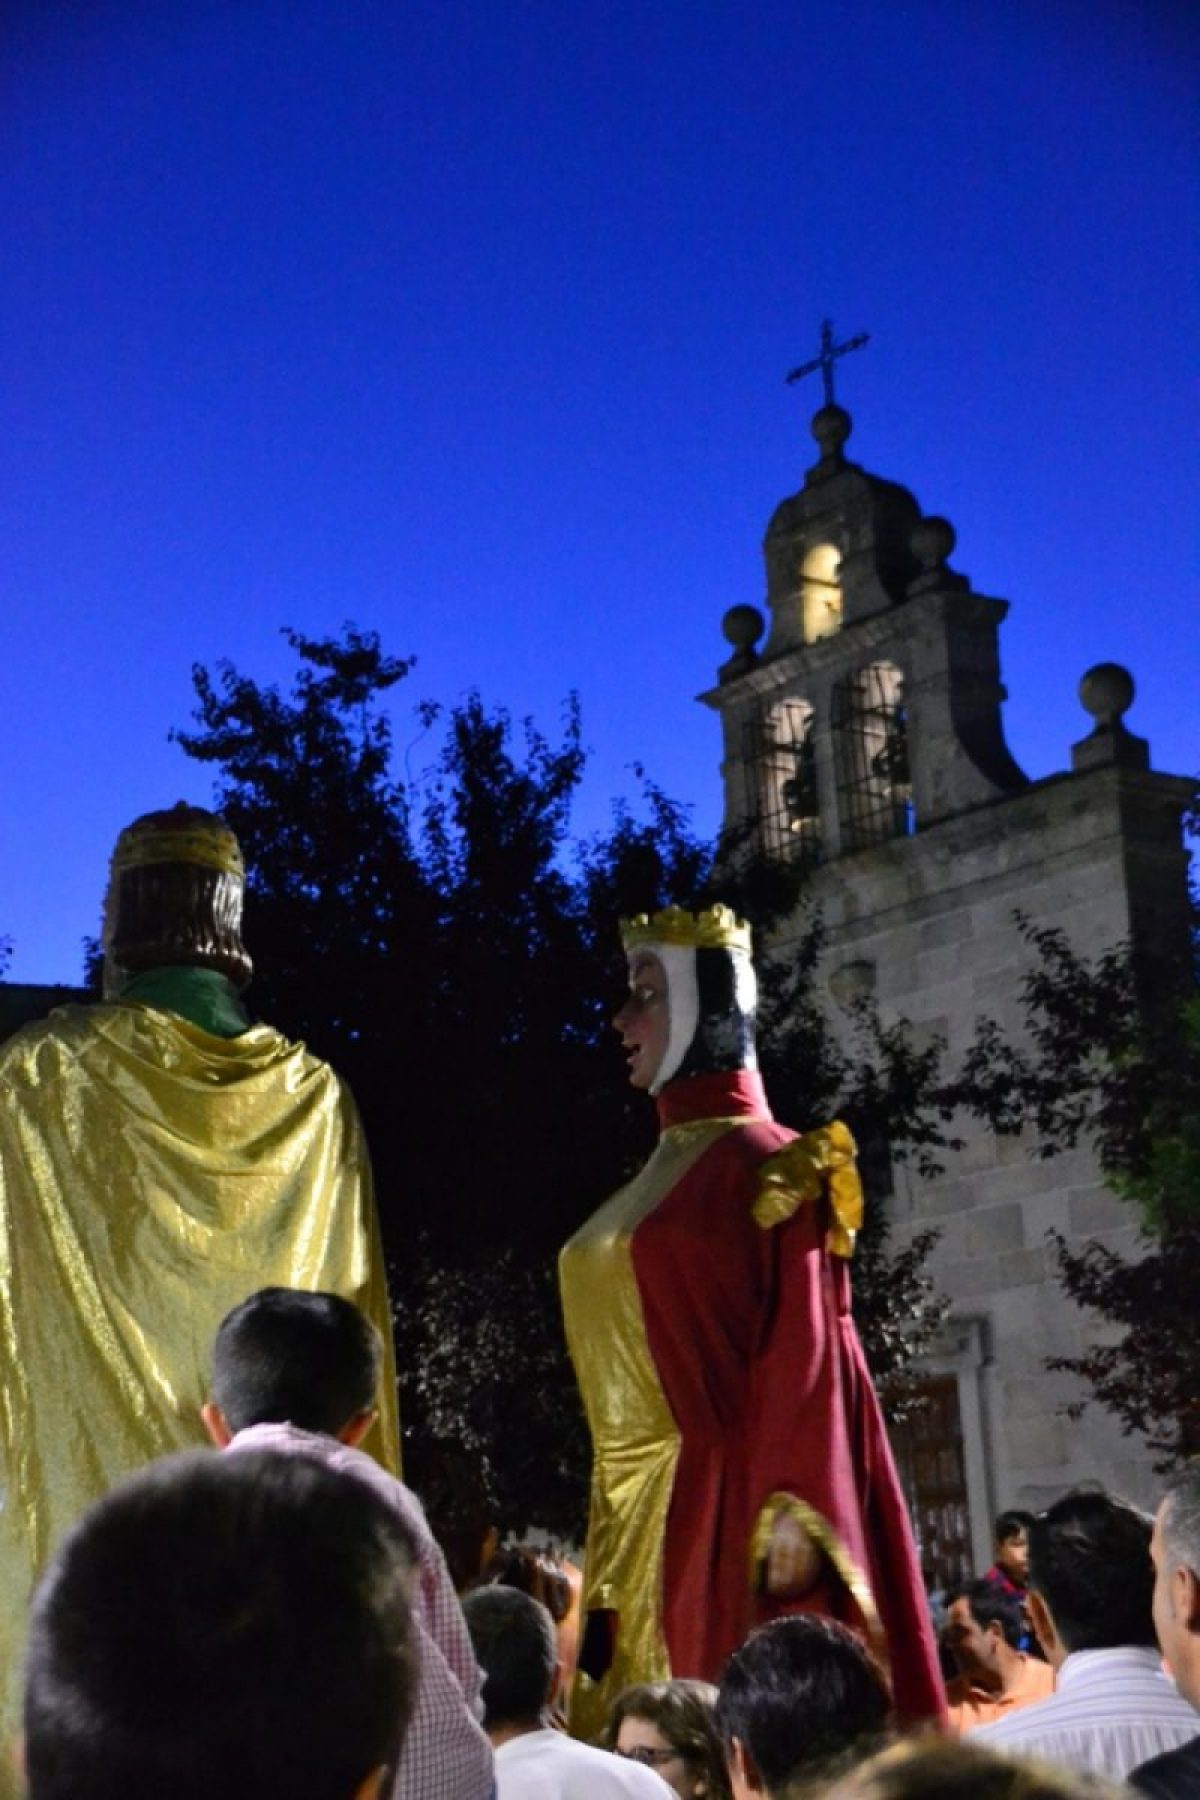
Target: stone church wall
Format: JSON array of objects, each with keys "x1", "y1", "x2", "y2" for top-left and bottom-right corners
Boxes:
[{"x1": 773, "y1": 758, "x2": 1187, "y2": 1558}]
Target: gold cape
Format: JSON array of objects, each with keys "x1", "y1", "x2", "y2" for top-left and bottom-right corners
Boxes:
[
  {"x1": 0, "y1": 1000, "x2": 399, "y2": 1777},
  {"x1": 560, "y1": 1116, "x2": 742, "y2": 1740}
]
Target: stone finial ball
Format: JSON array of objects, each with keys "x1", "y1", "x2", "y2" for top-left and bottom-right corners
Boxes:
[
  {"x1": 722, "y1": 604, "x2": 765, "y2": 652},
  {"x1": 811, "y1": 403, "x2": 852, "y2": 456},
  {"x1": 911, "y1": 515, "x2": 957, "y2": 570},
  {"x1": 1079, "y1": 662, "x2": 1135, "y2": 724}
]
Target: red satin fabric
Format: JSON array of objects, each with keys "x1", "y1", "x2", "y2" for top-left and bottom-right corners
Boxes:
[{"x1": 631, "y1": 1071, "x2": 944, "y2": 1726}]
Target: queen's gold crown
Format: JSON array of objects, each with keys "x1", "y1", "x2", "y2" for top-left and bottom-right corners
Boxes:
[
  {"x1": 620, "y1": 903, "x2": 752, "y2": 956},
  {"x1": 110, "y1": 802, "x2": 245, "y2": 881}
]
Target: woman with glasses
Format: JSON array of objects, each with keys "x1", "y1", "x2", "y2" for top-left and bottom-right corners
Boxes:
[{"x1": 605, "y1": 1680, "x2": 732, "y2": 1800}]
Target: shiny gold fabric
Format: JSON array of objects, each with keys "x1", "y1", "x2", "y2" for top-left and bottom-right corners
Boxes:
[
  {"x1": 0, "y1": 1000, "x2": 399, "y2": 1781},
  {"x1": 752, "y1": 1120, "x2": 863, "y2": 1256},
  {"x1": 559, "y1": 1117, "x2": 743, "y2": 1741}
]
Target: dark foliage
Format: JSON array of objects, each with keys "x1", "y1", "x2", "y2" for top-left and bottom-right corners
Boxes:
[
  {"x1": 954, "y1": 911, "x2": 1200, "y2": 1468},
  {"x1": 1044, "y1": 1222, "x2": 1200, "y2": 1467}
]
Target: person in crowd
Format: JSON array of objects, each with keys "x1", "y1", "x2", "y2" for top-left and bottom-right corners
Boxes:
[
  {"x1": 203, "y1": 1287, "x2": 493, "y2": 1800},
  {"x1": 604, "y1": 1681, "x2": 733, "y2": 1800},
  {"x1": 477, "y1": 1543, "x2": 584, "y2": 1710},
  {"x1": 982, "y1": 1510, "x2": 1040, "y2": 1654},
  {"x1": 461, "y1": 1585, "x2": 673, "y2": 1800},
  {"x1": 984, "y1": 1512, "x2": 1037, "y2": 1602},
  {"x1": 0, "y1": 804, "x2": 397, "y2": 1776},
  {"x1": 714, "y1": 1613, "x2": 891, "y2": 1799},
  {"x1": 22, "y1": 1449, "x2": 416, "y2": 1800},
  {"x1": 823, "y1": 1738, "x2": 1128, "y2": 1800},
  {"x1": 559, "y1": 904, "x2": 943, "y2": 1738},
  {"x1": 1130, "y1": 1465, "x2": 1200, "y2": 1799},
  {"x1": 943, "y1": 1579, "x2": 1054, "y2": 1732},
  {"x1": 973, "y1": 1489, "x2": 1197, "y2": 1776}
]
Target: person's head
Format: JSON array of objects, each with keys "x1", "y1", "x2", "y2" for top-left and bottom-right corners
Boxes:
[
  {"x1": 614, "y1": 904, "x2": 757, "y2": 1095},
  {"x1": 993, "y1": 1511, "x2": 1036, "y2": 1585},
  {"x1": 823, "y1": 1737, "x2": 1128, "y2": 1800},
  {"x1": 203, "y1": 1287, "x2": 381, "y2": 1446},
  {"x1": 461, "y1": 1586, "x2": 558, "y2": 1735},
  {"x1": 23, "y1": 1449, "x2": 415, "y2": 1800},
  {"x1": 480, "y1": 1543, "x2": 573, "y2": 1623},
  {"x1": 715, "y1": 1615, "x2": 890, "y2": 1800},
  {"x1": 605, "y1": 1681, "x2": 733, "y2": 1800},
  {"x1": 943, "y1": 1581, "x2": 1024, "y2": 1686},
  {"x1": 1026, "y1": 1489, "x2": 1157, "y2": 1667},
  {"x1": 1151, "y1": 1464, "x2": 1200, "y2": 1709}
]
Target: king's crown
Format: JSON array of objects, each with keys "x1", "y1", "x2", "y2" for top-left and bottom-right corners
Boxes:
[{"x1": 110, "y1": 802, "x2": 245, "y2": 881}]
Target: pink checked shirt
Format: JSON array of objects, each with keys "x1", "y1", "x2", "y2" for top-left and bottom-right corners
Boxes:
[{"x1": 227, "y1": 1422, "x2": 493, "y2": 1800}]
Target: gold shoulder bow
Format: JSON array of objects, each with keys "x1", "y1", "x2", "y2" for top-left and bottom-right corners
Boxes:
[{"x1": 752, "y1": 1120, "x2": 863, "y2": 1256}]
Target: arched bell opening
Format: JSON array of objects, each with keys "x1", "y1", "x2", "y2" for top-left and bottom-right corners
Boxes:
[
  {"x1": 742, "y1": 695, "x2": 822, "y2": 865},
  {"x1": 832, "y1": 661, "x2": 914, "y2": 850},
  {"x1": 800, "y1": 542, "x2": 843, "y2": 643}
]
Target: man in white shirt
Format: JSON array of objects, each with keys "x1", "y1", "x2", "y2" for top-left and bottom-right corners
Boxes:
[
  {"x1": 1131, "y1": 1467, "x2": 1200, "y2": 1798},
  {"x1": 973, "y1": 1489, "x2": 1196, "y2": 1779},
  {"x1": 462, "y1": 1586, "x2": 672, "y2": 1800}
]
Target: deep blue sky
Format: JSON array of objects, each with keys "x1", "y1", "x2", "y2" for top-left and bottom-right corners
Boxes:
[{"x1": 3, "y1": 0, "x2": 1196, "y2": 982}]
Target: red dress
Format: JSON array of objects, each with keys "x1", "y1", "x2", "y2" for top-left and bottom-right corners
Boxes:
[{"x1": 560, "y1": 1069, "x2": 944, "y2": 1735}]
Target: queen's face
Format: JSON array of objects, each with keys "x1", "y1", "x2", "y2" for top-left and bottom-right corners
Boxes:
[{"x1": 613, "y1": 952, "x2": 670, "y2": 1091}]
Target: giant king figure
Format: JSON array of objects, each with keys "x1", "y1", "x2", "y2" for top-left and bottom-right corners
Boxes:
[{"x1": 0, "y1": 805, "x2": 398, "y2": 1776}]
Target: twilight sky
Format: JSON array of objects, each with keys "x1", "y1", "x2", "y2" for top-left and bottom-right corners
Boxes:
[{"x1": 2, "y1": 0, "x2": 1196, "y2": 983}]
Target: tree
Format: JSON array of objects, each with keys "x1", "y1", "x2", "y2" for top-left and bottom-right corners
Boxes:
[
  {"x1": 953, "y1": 915, "x2": 1200, "y2": 1468},
  {"x1": 174, "y1": 625, "x2": 959, "y2": 1535}
]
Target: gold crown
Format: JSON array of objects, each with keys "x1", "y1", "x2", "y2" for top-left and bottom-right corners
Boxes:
[
  {"x1": 620, "y1": 903, "x2": 752, "y2": 956},
  {"x1": 110, "y1": 803, "x2": 245, "y2": 881}
]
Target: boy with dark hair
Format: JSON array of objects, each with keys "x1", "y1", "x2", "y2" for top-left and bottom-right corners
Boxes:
[
  {"x1": 974, "y1": 1490, "x2": 1196, "y2": 1777},
  {"x1": 203, "y1": 1287, "x2": 493, "y2": 1800},
  {"x1": 982, "y1": 1511, "x2": 1039, "y2": 1652},
  {"x1": 714, "y1": 1614, "x2": 890, "y2": 1799},
  {"x1": 23, "y1": 1449, "x2": 416, "y2": 1800},
  {"x1": 985, "y1": 1511, "x2": 1037, "y2": 1599},
  {"x1": 943, "y1": 1579, "x2": 1054, "y2": 1733},
  {"x1": 209, "y1": 1284, "x2": 382, "y2": 1437}
]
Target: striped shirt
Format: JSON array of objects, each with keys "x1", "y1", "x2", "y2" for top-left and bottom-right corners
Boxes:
[{"x1": 973, "y1": 1646, "x2": 1198, "y2": 1780}]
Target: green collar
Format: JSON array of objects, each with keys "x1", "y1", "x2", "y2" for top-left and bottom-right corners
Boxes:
[{"x1": 120, "y1": 966, "x2": 252, "y2": 1039}]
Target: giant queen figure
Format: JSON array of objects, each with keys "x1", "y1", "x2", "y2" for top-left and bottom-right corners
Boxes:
[
  {"x1": 559, "y1": 904, "x2": 943, "y2": 1737},
  {"x1": 0, "y1": 804, "x2": 398, "y2": 1774}
]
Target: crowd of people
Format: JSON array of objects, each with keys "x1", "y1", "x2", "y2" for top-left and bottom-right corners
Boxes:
[
  {"x1": 17, "y1": 1285, "x2": 1200, "y2": 1800},
  {"x1": 2, "y1": 807, "x2": 1196, "y2": 1799}
]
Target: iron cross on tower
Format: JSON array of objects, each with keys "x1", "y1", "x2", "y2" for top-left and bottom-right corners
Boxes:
[{"x1": 785, "y1": 318, "x2": 870, "y2": 407}]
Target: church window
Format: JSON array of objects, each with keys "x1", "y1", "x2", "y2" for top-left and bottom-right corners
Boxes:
[
  {"x1": 743, "y1": 697, "x2": 821, "y2": 864},
  {"x1": 801, "y1": 543, "x2": 843, "y2": 643},
  {"x1": 832, "y1": 662, "x2": 914, "y2": 850}
]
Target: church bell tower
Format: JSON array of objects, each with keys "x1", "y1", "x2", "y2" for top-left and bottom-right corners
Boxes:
[{"x1": 702, "y1": 395, "x2": 1028, "y2": 863}]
